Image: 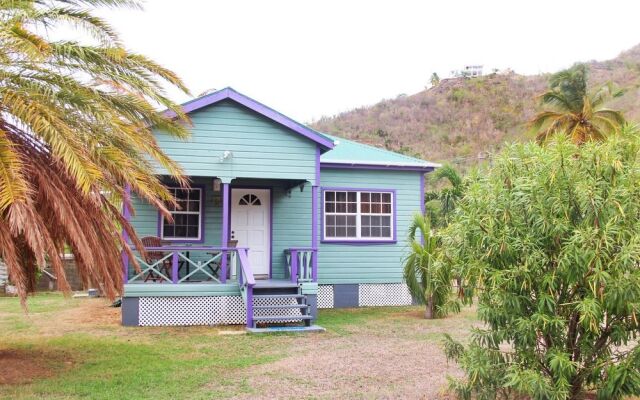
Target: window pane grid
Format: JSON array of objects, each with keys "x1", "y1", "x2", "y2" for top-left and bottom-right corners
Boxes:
[
  {"x1": 162, "y1": 188, "x2": 202, "y2": 240},
  {"x1": 324, "y1": 190, "x2": 393, "y2": 241}
]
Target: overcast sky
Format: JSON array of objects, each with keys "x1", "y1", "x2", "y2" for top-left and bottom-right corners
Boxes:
[{"x1": 99, "y1": 0, "x2": 640, "y2": 122}]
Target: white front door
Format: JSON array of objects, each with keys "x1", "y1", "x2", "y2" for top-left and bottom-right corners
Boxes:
[{"x1": 230, "y1": 188, "x2": 270, "y2": 277}]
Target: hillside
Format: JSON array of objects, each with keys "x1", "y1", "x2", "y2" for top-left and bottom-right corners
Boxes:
[{"x1": 311, "y1": 45, "x2": 640, "y2": 169}]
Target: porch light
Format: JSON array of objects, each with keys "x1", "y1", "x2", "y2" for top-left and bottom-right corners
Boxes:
[
  {"x1": 213, "y1": 178, "x2": 222, "y2": 192},
  {"x1": 220, "y1": 150, "x2": 233, "y2": 162}
]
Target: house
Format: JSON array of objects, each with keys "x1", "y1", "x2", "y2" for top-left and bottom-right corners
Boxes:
[{"x1": 121, "y1": 87, "x2": 438, "y2": 331}]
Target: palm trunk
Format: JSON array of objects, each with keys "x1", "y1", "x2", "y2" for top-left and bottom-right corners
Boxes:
[{"x1": 424, "y1": 296, "x2": 434, "y2": 319}]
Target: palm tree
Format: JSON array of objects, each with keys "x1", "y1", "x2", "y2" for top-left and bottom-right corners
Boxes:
[
  {"x1": 0, "y1": 0, "x2": 191, "y2": 303},
  {"x1": 403, "y1": 214, "x2": 460, "y2": 319},
  {"x1": 530, "y1": 64, "x2": 626, "y2": 144},
  {"x1": 424, "y1": 164, "x2": 463, "y2": 228}
]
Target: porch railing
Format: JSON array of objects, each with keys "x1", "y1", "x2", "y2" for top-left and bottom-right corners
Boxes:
[
  {"x1": 126, "y1": 246, "x2": 239, "y2": 284},
  {"x1": 284, "y1": 248, "x2": 317, "y2": 283},
  {"x1": 235, "y1": 248, "x2": 255, "y2": 328}
]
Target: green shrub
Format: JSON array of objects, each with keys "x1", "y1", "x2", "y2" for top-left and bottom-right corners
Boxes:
[{"x1": 444, "y1": 135, "x2": 640, "y2": 399}]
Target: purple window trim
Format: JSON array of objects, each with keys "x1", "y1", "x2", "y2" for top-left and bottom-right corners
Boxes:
[
  {"x1": 320, "y1": 162, "x2": 435, "y2": 172},
  {"x1": 229, "y1": 186, "x2": 273, "y2": 279},
  {"x1": 163, "y1": 87, "x2": 334, "y2": 150},
  {"x1": 320, "y1": 187, "x2": 397, "y2": 244},
  {"x1": 156, "y1": 185, "x2": 206, "y2": 244}
]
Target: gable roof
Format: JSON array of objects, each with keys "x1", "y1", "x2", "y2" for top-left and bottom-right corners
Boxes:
[
  {"x1": 164, "y1": 87, "x2": 335, "y2": 150},
  {"x1": 320, "y1": 134, "x2": 440, "y2": 171}
]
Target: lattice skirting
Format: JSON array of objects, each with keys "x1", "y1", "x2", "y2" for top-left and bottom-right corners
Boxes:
[
  {"x1": 315, "y1": 283, "x2": 412, "y2": 309},
  {"x1": 358, "y1": 283, "x2": 413, "y2": 306},
  {"x1": 138, "y1": 296, "x2": 306, "y2": 326},
  {"x1": 139, "y1": 296, "x2": 246, "y2": 326},
  {"x1": 317, "y1": 285, "x2": 334, "y2": 308}
]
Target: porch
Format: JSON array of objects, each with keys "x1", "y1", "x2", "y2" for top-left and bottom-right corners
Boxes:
[{"x1": 122, "y1": 176, "x2": 320, "y2": 328}]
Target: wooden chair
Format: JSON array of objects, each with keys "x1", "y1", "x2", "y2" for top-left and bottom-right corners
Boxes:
[{"x1": 141, "y1": 236, "x2": 172, "y2": 282}]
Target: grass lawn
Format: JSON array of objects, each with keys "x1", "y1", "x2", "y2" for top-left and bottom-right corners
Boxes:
[{"x1": 0, "y1": 293, "x2": 478, "y2": 399}]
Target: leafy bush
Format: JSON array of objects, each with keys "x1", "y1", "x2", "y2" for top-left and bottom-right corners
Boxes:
[{"x1": 443, "y1": 136, "x2": 640, "y2": 399}]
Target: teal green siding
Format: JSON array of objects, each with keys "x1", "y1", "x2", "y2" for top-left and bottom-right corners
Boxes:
[
  {"x1": 153, "y1": 100, "x2": 317, "y2": 184},
  {"x1": 316, "y1": 168, "x2": 423, "y2": 284},
  {"x1": 130, "y1": 176, "x2": 222, "y2": 245}
]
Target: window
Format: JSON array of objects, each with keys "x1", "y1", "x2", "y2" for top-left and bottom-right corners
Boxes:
[
  {"x1": 161, "y1": 188, "x2": 202, "y2": 240},
  {"x1": 239, "y1": 194, "x2": 261, "y2": 206},
  {"x1": 323, "y1": 189, "x2": 394, "y2": 241}
]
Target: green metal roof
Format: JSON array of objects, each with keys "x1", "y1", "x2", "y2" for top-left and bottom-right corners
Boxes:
[{"x1": 320, "y1": 133, "x2": 439, "y2": 169}]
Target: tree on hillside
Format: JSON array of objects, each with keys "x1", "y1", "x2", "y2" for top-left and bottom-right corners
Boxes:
[
  {"x1": 443, "y1": 136, "x2": 640, "y2": 399},
  {"x1": 430, "y1": 72, "x2": 440, "y2": 87},
  {"x1": 0, "y1": 0, "x2": 190, "y2": 302},
  {"x1": 530, "y1": 63, "x2": 626, "y2": 144}
]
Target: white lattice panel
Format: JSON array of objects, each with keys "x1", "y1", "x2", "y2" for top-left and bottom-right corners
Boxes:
[
  {"x1": 317, "y1": 285, "x2": 334, "y2": 308},
  {"x1": 139, "y1": 296, "x2": 245, "y2": 326},
  {"x1": 358, "y1": 283, "x2": 413, "y2": 306}
]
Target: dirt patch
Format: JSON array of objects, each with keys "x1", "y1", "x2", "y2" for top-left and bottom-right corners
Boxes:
[
  {"x1": 33, "y1": 298, "x2": 121, "y2": 337},
  {"x1": 0, "y1": 348, "x2": 73, "y2": 385},
  {"x1": 218, "y1": 311, "x2": 478, "y2": 400}
]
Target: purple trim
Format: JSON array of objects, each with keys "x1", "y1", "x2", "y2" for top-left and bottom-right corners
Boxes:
[
  {"x1": 320, "y1": 187, "x2": 397, "y2": 244},
  {"x1": 311, "y1": 185, "x2": 319, "y2": 280},
  {"x1": 121, "y1": 184, "x2": 131, "y2": 282},
  {"x1": 164, "y1": 87, "x2": 334, "y2": 150},
  {"x1": 236, "y1": 248, "x2": 255, "y2": 328},
  {"x1": 220, "y1": 183, "x2": 230, "y2": 283},
  {"x1": 157, "y1": 185, "x2": 206, "y2": 244},
  {"x1": 320, "y1": 187, "x2": 397, "y2": 245},
  {"x1": 315, "y1": 146, "x2": 321, "y2": 185},
  {"x1": 269, "y1": 189, "x2": 273, "y2": 278},
  {"x1": 130, "y1": 245, "x2": 247, "y2": 251},
  {"x1": 321, "y1": 162, "x2": 435, "y2": 172},
  {"x1": 290, "y1": 249, "x2": 298, "y2": 283},
  {"x1": 229, "y1": 186, "x2": 273, "y2": 279},
  {"x1": 320, "y1": 240, "x2": 397, "y2": 245},
  {"x1": 171, "y1": 253, "x2": 179, "y2": 284}
]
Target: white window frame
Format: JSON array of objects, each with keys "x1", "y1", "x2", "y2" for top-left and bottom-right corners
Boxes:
[
  {"x1": 160, "y1": 187, "x2": 203, "y2": 241},
  {"x1": 322, "y1": 189, "x2": 395, "y2": 242}
]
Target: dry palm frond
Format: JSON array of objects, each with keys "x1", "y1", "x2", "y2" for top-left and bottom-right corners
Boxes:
[{"x1": 0, "y1": 0, "x2": 190, "y2": 305}]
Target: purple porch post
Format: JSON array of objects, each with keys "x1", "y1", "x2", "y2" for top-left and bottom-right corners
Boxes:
[
  {"x1": 121, "y1": 184, "x2": 131, "y2": 283},
  {"x1": 290, "y1": 250, "x2": 298, "y2": 283},
  {"x1": 171, "y1": 252, "x2": 179, "y2": 284},
  {"x1": 311, "y1": 185, "x2": 318, "y2": 281},
  {"x1": 246, "y1": 287, "x2": 253, "y2": 328},
  {"x1": 311, "y1": 146, "x2": 320, "y2": 282},
  {"x1": 220, "y1": 183, "x2": 230, "y2": 283}
]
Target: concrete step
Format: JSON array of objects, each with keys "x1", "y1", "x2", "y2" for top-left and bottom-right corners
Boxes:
[{"x1": 247, "y1": 325, "x2": 325, "y2": 334}]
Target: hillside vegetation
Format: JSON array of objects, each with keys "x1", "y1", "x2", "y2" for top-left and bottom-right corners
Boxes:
[{"x1": 312, "y1": 44, "x2": 640, "y2": 169}]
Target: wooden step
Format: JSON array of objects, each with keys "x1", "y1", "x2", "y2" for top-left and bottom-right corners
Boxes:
[
  {"x1": 253, "y1": 315, "x2": 313, "y2": 322},
  {"x1": 253, "y1": 304, "x2": 310, "y2": 310}
]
